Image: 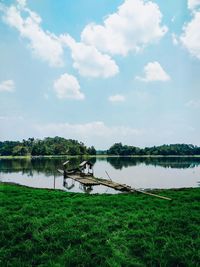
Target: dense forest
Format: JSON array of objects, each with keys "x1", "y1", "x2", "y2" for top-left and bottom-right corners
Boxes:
[
  {"x1": 0, "y1": 138, "x2": 200, "y2": 156},
  {"x1": 107, "y1": 143, "x2": 200, "y2": 156},
  {"x1": 0, "y1": 137, "x2": 96, "y2": 156}
]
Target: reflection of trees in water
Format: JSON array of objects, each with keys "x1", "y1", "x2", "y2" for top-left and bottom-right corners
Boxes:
[
  {"x1": 0, "y1": 156, "x2": 199, "y2": 176},
  {"x1": 105, "y1": 157, "x2": 138, "y2": 170},
  {"x1": 0, "y1": 157, "x2": 97, "y2": 176},
  {"x1": 105, "y1": 157, "x2": 200, "y2": 170}
]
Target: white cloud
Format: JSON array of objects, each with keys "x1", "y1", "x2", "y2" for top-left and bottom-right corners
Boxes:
[
  {"x1": 185, "y1": 99, "x2": 200, "y2": 108},
  {"x1": 34, "y1": 120, "x2": 199, "y2": 149},
  {"x1": 0, "y1": 80, "x2": 15, "y2": 92},
  {"x1": 1, "y1": 2, "x2": 119, "y2": 78},
  {"x1": 35, "y1": 121, "x2": 141, "y2": 138},
  {"x1": 34, "y1": 121, "x2": 143, "y2": 149},
  {"x1": 53, "y1": 73, "x2": 84, "y2": 100},
  {"x1": 1, "y1": 3, "x2": 63, "y2": 67},
  {"x1": 60, "y1": 34, "x2": 119, "y2": 78},
  {"x1": 136, "y1": 61, "x2": 171, "y2": 82},
  {"x1": 109, "y1": 94, "x2": 125, "y2": 102},
  {"x1": 1, "y1": 117, "x2": 199, "y2": 148},
  {"x1": 0, "y1": 117, "x2": 142, "y2": 148},
  {"x1": 180, "y1": 11, "x2": 200, "y2": 60},
  {"x1": 16, "y1": 0, "x2": 26, "y2": 8},
  {"x1": 81, "y1": 0, "x2": 167, "y2": 56},
  {"x1": 188, "y1": 0, "x2": 200, "y2": 10}
]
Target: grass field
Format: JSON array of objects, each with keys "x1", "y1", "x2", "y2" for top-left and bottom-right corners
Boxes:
[{"x1": 0, "y1": 183, "x2": 200, "y2": 266}]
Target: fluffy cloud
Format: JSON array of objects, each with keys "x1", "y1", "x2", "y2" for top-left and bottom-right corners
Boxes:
[
  {"x1": 60, "y1": 34, "x2": 119, "y2": 78},
  {"x1": 34, "y1": 121, "x2": 143, "y2": 148},
  {"x1": 1, "y1": 3, "x2": 63, "y2": 67},
  {"x1": 35, "y1": 121, "x2": 141, "y2": 137},
  {"x1": 1, "y1": 1, "x2": 119, "y2": 78},
  {"x1": 136, "y1": 61, "x2": 171, "y2": 82},
  {"x1": 1, "y1": 117, "x2": 198, "y2": 148},
  {"x1": 0, "y1": 117, "x2": 145, "y2": 149},
  {"x1": 180, "y1": 11, "x2": 200, "y2": 60},
  {"x1": 16, "y1": 0, "x2": 26, "y2": 8},
  {"x1": 81, "y1": 0, "x2": 167, "y2": 56},
  {"x1": 108, "y1": 94, "x2": 125, "y2": 102},
  {"x1": 53, "y1": 73, "x2": 84, "y2": 100},
  {"x1": 0, "y1": 80, "x2": 15, "y2": 92},
  {"x1": 188, "y1": 0, "x2": 200, "y2": 10}
]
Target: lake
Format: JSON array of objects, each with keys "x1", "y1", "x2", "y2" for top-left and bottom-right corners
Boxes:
[{"x1": 0, "y1": 157, "x2": 200, "y2": 194}]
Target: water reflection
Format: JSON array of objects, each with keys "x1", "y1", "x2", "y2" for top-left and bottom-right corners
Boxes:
[
  {"x1": 0, "y1": 157, "x2": 97, "y2": 176},
  {"x1": 104, "y1": 157, "x2": 200, "y2": 169},
  {"x1": 63, "y1": 178, "x2": 75, "y2": 190},
  {"x1": 0, "y1": 157, "x2": 200, "y2": 192}
]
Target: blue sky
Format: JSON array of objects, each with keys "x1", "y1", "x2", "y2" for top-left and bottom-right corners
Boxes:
[{"x1": 0, "y1": 0, "x2": 200, "y2": 149}]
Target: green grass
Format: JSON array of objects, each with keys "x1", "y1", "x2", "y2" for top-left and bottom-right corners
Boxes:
[{"x1": 0, "y1": 183, "x2": 200, "y2": 266}]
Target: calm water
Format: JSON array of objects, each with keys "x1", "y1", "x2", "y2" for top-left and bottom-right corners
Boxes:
[{"x1": 0, "y1": 157, "x2": 200, "y2": 194}]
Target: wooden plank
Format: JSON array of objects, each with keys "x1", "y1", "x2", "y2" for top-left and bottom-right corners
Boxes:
[
  {"x1": 66, "y1": 174, "x2": 100, "y2": 186},
  {"x1": 95, "y1": 179, "x2": 128, "y2": 191},
  {"x1": 63, "y1": 160, "x2": 70, "y2": 166},
  {"x1": 132, "y1": 189, "x2": 172, "y2": 201},
  {"x1": 76, "y1": 179, "x2": 100, "y2": 186},
  {"x1": 79, "y1": 161, "x2": 88, "y2": 167},
  {"x1": 59, "y1": 169, "x2": 172, "y2": 200}
]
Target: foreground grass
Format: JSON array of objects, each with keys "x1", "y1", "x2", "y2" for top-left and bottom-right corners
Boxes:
[{"x1": 0, "y1": 183, "x2": 200, "y2": 267}]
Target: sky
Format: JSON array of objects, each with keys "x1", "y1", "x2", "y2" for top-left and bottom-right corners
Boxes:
[{"x1": 0, "y1": 0, "x2": 200, "y2": 149}]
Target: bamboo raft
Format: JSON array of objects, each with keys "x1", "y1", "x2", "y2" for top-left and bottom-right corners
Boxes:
[{"x1": 58, "y1": 161, "x2": 172, "y2": 201}]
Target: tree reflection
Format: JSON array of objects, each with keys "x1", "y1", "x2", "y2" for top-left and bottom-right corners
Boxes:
[
  {"x1": 0, "y1": 156, "x2": 199, "y2": 177},
  {"x1": 0, "y1": 157, "x2": 97, "y2": 176},
  {"x1": 105, "y1": 157, "x2": 200, "y2": 169}
]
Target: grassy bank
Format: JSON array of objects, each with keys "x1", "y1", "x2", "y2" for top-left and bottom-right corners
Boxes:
[{"x1": 0, "y1": 183, "x2": 199, "y2": 266}]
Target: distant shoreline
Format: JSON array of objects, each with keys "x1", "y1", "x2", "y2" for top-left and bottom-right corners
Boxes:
[{"x1": 1, "y1": 154, "x2": 200, "y2": 159}]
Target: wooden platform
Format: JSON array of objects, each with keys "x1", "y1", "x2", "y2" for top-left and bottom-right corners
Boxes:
[
  {"x1": 58, "y1": 170, "x2": 100, "y2": 186},
  {"x1": 95, "y1": 178, "x2": 132, "y2": 191},
  {"x1": 67, "y1": 174, "x2": 101, "y2": 186},
  {"x1": 57, "y1": 169, "x2": 171, "y2": 200}
]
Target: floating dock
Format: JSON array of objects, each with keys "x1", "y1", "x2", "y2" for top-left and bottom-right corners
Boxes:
[
  {"x1": 58, "y1": 170, "x2": 100, "y2": 186},
  {"x1": 58, "y1": 165, "x2": 172, "y2": 201}
]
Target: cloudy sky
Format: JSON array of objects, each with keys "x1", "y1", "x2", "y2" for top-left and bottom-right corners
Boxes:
[{"x1": 0, "y1": 0, "x2": 200, "y2": 149}]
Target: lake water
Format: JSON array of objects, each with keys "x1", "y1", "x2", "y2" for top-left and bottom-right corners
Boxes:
[{"x1": 0, "y1": 157, "x2": 200, "y2": 194}]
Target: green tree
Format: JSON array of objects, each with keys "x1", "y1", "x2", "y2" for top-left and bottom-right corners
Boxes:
[
  {"x1": 87, "y1": 146, "x2": 96, "y2": 155},
  {"x1": 12, "y1": 146, "x2": 29, "y2": 156}
]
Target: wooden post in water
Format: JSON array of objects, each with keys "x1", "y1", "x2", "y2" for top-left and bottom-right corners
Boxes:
[{"x1": 53, "y1": 171, "x2": 56, "y2": 189}]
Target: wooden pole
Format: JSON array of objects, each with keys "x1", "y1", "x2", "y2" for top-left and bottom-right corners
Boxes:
[
  {"x1": 132, "y1": 189, "x2": 172, "y2": 201},
  {"x1": 105, "y1": 171, "x2": 112, "y2": 181}
]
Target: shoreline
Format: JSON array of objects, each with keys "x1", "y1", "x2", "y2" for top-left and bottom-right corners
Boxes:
[
  {"x1": 1, "y1": 154, "x2": 200, "y2": 159},
  {"x1": 1, "y1": 181, "x2": 199, "y2": 193}
]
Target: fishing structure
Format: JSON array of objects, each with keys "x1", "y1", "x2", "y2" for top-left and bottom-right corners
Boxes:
[{"x1": 58, "y1": 160, "x2": 171, "y2": 201}]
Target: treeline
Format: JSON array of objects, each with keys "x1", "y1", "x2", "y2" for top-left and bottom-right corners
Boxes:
[
  {"x1": 107, "y1": 143, "x2": 200, "y2": 156},
  {"x1": 1, "y1": 138, "x2": 200, "y2": 156},
  {"x1": 0, "y1": 137, "x2": 96, "y2": 156}
]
